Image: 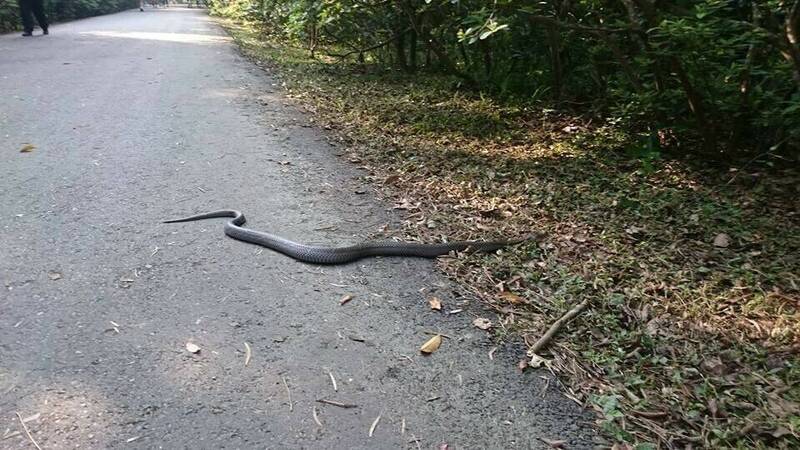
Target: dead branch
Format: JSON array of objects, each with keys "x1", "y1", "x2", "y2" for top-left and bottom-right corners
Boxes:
[{"x1": 528, "y1": 298, "x2": 590, "y2": 355}]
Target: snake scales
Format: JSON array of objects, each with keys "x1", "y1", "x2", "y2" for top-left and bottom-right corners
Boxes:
[{"x1": 164, "y1": 210, "x2": 521, "y2": 264}]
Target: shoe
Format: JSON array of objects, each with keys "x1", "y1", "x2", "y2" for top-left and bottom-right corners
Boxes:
[
  {"x1": 22, "y1": 31, "x2": 32, "y2": 36},
  {"x1": 42, "y1": 27, "x2": 49, "y2": 35},
  {"x1": 140, "y1": 7, "x2": 144, "y2": 11}
]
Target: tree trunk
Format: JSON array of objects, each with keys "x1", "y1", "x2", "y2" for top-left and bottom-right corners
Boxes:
[
  {"x1": 395, "y1": 30, "x2": 408, "y2": 71},
  {"x1": 782, "y1": 0, "x2": 800, "y2": 89},
  {"x1": 546, "y1": 23, "x2": 563, "y2": 100}
]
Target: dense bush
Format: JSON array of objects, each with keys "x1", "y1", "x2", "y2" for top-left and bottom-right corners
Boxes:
[
  {"x1": 211, "y1": 0, "x2": 800, "y2": 158},
  {"x1": 0, "y1": 0, "x2": 138, "y2": 33}
]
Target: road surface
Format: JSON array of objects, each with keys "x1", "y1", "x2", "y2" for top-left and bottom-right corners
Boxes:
[{"x1": 0, "y1": 8, "x2": 592, "y2": 448}]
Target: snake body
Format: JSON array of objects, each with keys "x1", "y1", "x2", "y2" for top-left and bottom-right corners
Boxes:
[{"x1": 164, "y1": 210, "x2": 519, "y2": 264}]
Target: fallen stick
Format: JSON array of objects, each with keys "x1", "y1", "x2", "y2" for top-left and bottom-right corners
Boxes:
[
  {"x1": 15, "y1": 412, "x2": 42, "y2": 450},
  {"x1": 528, "y1": 298, "x2": 590, "y2": 355},
  {"x1": 316, "y1": 399, "x2": 358, "y2": 408},
  {"x1": 282, "y1": 377, "x2": 293, "y2": 412},
  {"x1": 312, "y1": 406, "x2": 323, "y2": 427}
]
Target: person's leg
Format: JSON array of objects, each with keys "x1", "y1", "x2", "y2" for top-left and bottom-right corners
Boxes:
[
  {"x1": 30, "y1": 0, "x2": 48, "y2": 34},
  {"x1": 18, "y1": 0, "x2": 34, "y2": 35}
]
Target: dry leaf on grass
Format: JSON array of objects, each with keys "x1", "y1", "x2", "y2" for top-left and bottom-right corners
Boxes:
[
  {"x1": 185, "y1": 342, "x2": 201, "y2": 354},
  {"x1": 499, "y1": 292, "x2": 524, "y2": 304},
  {"x1": 19, "y1": 144, "x2": 35, "y2": 153},
  {"x1": 713, "y1": 233, "x2": 730, "y2": 248},
  {"x1": 420, "y1": 334, "x2": 442, "y2": 354},
  {"x1": 473, "y1": 318, "x2": 492, "y2": 330},
  {"x1": 529, "y1": 353, "x2": 547, "y2": 368},
  {"x1": 428, "y1": 297, "x2": 442, "y2": 310}
]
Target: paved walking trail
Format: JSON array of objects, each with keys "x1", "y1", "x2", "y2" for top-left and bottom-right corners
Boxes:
[{"x1": 0, "y1": 8, "x2": 592, "y2": 448}]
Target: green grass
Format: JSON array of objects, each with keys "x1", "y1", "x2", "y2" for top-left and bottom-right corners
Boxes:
[{"x1": 220, "y1": 19, "x2": 800, "y2": 448}]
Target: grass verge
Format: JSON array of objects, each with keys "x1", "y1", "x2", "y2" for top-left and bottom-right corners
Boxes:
[{"x1": 220, "y1": 19, "x2": 799, "y2": 449}]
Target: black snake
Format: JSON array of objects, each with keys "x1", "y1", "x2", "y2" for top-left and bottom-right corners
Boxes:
[{"x1": 164, "y1": 210, "x2": 521, "y2": 264}]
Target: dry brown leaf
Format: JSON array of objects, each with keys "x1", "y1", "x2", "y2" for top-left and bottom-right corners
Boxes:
[
  {"x1": 20, "y1": 144, "x2": 35, "y2": 153},
  {"x1": 428, "y1": 297, "x2": 442, "y2": 310},
  {"x1": 420, "y1": 334, "x2": 442, "y2": 354},
  {"x1": 713, "y1": 233, "x2": 730, "y2": 248},
  {"x1": 529, "y1": 353, "x2": 547, "y2": 368},
  {"x1": 473, "y1": 317, "x2": 492, "y2": 330},
  {"x1": 185, "y1": 342, "x2": 201, "y2": 354},
  {"x1": 499, "y1": 292, "x2": 524, "y2": 304}
]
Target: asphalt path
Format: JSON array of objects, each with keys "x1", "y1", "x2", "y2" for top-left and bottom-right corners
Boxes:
[{"x1": 0, "y1": 8, "x2": 592, "y2": 448}]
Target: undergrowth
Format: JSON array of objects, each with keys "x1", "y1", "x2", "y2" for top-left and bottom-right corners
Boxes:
[{"x1": 220, "y1": 19, "x2": 800, "y2": 449}]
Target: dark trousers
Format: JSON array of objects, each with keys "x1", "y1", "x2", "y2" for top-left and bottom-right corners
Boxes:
[{"x1": 18, "y1": 0, "x2": 48, "y2": 33}]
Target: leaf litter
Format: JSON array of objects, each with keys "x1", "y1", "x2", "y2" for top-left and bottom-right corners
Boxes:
[{"x1": 222, "y1": 21, "x2": 800, "y2": 449}]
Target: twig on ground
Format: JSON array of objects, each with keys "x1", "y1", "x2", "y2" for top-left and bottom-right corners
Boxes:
[
  {"x1": 312, "y1": 406, "x2": 323, "y2": 426},
  {"x1": 316, "y1": 399, "x2": 357, "y2": 408},
  {"x1": 282, "y1": 376, "x2": 293, "y2": 412},
  {"x1": 528, "y1": 298, "x2": 590, "y2": 356},
  {"x1": 369, "y1": 412, "x2": 382, "y2": 437},
  {"x1": 15, "y1": 412, "x2": 42, "y2": 450},
  {"x1": 328, "y1": 371, "x2": 338, "y2": 392},
  {"x1": 244, "y1": 342, "x2": 252, "y2": 366}
]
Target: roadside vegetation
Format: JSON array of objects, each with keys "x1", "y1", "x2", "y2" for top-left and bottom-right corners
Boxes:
[{"x1": 211, "y1": 1, "x2": 799, "y2": 447}]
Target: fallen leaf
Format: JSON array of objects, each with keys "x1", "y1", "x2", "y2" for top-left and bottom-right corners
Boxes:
[
  {"x1": 185, "y1": 342, "x2": 201, "y2": 354},
  {"x1": 529, "y1": 353, "x2": 547, "y2": 368},
  {"x1": 713, "y1": 233, "x2": 730, "y2": 248},
  {"x1": 19, "y1": 144, "x2": 35, "y2": 153},
  {"x1": 473, "y1": 317, "x2": 492, "y2": 330},
  {"x1": 48, "y1": 271, "x2": 62, "y2": 281},
  {"x1": 700, "y1": 356, "x2": 727, "y2": 376},
  {"x1": 420, "y1": 334, "x2": 442, "y2": 354},
  {"x1": 339, "y1": 294, "x2": 353, "y2": 305},
  {"x1": 772, "y1": 426, "x2": 792, "y2": 438},
  {"x1": 625, "y1": 225, "x2": 644, "y2": 235},
  {"x1": 428, "y1": 297, "x2": 442, "y2": 310},
  {"x1": 499, "y1": 292, "x2": 524, "y2": 304}
]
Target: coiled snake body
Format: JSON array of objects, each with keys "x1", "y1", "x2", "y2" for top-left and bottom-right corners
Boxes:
[{"x1": 164, "y1": 210, "x2": 520, "y2": 264}]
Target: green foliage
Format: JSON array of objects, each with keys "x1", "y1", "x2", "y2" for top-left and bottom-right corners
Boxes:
[
  {"x1": 210, "y1": 0, "x2": 800, "y2": 158},
  {"x1": 0, "y1": 0, "x2": 138, "y2": 32}
]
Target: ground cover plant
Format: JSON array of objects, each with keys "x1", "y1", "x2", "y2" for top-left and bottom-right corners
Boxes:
[{"x1": 211, "y1": 1, "x2": 799, "y2": 447}]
